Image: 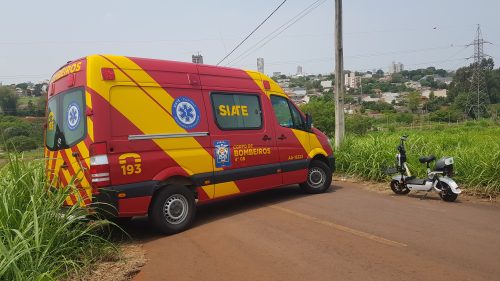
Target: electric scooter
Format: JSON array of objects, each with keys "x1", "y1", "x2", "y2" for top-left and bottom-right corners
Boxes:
[{"x1": 386, "y1": 135, "x2": 461, "y2": 202}]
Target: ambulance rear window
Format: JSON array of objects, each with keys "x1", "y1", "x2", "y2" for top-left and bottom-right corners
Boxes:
[
  {"x1": 211, "y1": 92, "x2": 262, "y2": 130},
  {"x1": 45, "y1": 88, "x2": 86, "y2": 150}
]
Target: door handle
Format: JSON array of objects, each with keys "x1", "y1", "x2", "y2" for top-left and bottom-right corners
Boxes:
[
  {"x1": 262, "y1": 135, "x2": 272, "y2": 141},
  {"x1": 278, "y1": 134, "x2": 287, "y2": 140}
]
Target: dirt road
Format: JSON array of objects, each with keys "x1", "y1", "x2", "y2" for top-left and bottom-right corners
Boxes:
[{"x1": 127, "y1": 181, "x2": 500, "y2": 281}]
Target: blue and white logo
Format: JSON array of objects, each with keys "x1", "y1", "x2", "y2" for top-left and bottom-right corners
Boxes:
[
  {"x1": 214, "y1": 140, "x2": 231, "y2": 168},
  {"x1": 172, "y1": 96, "x2": 200, "y2": 130},
  {"x1": 66, "y1": 102, "x2": 81, "y2": 131}
]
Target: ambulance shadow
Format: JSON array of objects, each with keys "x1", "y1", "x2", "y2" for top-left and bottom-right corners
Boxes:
[
  {"x1": 117, "y1": 184, "x2": 340, "y2": 242},
  {"x1": 406, "y1": 191, "x2": 461, "y2": 203},
  {"x1": 194, "y1": 185, "x2": 340, "y2": 228}
]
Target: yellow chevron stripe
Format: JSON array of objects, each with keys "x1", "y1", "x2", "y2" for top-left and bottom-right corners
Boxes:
[
  {"x1": 60, "y1": 165, "x2": 77, "y2": 205},
  {"x1": 63, "y1": 148, "x2": 92, "y2": 199},
  {"x1": 201, "y1": 185, "x2": 214, "y2": 199},
  {"x1": 76, "y1": 142, "x2": 91, "y2": 168},
  {"x1": 86, "y1": 91, "x2": 93, "y2": 109},
  {"x1": 213, "y1": 182, "x2": 241, "y2": 198},
  {"x1": 308, "y1": 134, "x2": 328, "y2": 157}
]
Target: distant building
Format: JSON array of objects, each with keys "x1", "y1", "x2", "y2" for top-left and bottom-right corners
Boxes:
[
  {"x1": 389, "y1": 61, "x2": 404, "y2": 74},
  {"x1": 272, "y1": 71, "x2": 282, "y2": 77},
  {"x1": 434, "y1": 76, "x2": 453, "y2": 85},
  {"x1": 296, "y1": 65, "x2": 303, "y2": 76},
  {"x1": 320, "y1": 80, "x2": 333, "y2": 92},
  {"x1": 192, "y1": 54, "x2": 203, "y2": 64},
  {"x1": 257, "y1": 57, "x2": 264, "y2": 73},
  {"x1": 381, "y1": 92, "x2": 399, "y2": 104},
  {"x1": 344, "y1": 72, "x2": 359, "y2": 89},
  {"x1": 422, "y1": 89, "x2": 447, "y2": 99},
  {"x1": 290, "y1": 87, "x2": 307, "y2": 97},
  {"x1": 405, "y1": 81, "x2": 422, "y2": 90},
  {"x1": 362, "y1": 96, "x2": 381, "y2": 102}
]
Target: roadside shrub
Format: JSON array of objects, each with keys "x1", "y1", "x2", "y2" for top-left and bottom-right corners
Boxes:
[
  {"x1": 428, "y1": 109, "x2": 461, "y2": 123},
  {"x1": 346, "y1": 115, "x2": 373, "y2": 135},
  {"x1": 5, "y1": 135, "x2": 38, "y2": 152},
  {"x1": 3, "y1": 125, "x2": 30, "y2": 139},
  {"x1": 395, "y1": 112, "x2": 414, "y2": 124}
]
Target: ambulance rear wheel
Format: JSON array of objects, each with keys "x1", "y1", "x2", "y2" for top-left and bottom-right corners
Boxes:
[
  {"x1": 149, "y1": 185, "x2": 196, "y2": 235},
  {"x1": 300, "y1": 160, "x2": 332, "y2": 194}
]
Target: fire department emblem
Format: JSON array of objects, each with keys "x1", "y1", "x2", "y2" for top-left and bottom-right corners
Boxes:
[
  {"x1": 66, "y1": 102, "x2": 81, "y2": 131},
  {"x1": 47, "y1": 111, "x2": 55, "y2": 131},
  {"x1": 214, "y1": 140, "x2": 231, "y2": 168},
  {"x1": 172, "y1": 96, "x2": 200, "y2": 130}
]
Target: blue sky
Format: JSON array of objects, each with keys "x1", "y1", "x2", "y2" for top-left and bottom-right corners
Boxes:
[{"x1": 1, "y1": 0, "x2": 499, "y2": 83}]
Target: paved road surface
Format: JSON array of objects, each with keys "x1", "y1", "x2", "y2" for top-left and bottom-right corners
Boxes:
[{"x1": 127, "y1": 181, "x2": 500, "y2": 281}]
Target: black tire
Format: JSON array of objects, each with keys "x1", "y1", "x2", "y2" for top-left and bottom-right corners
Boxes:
[
  {"x1": 300, "y1": 160, "x2": 332, "y2": 194},
  {"x1": 390, "y1": 180, "x2": 410, "y2": 195},
  {"x1": 438, "y1": 182, "x2": 458, "y2": 202},
  {"x1": 149, "y1": 185, "x2": 196, "y2": 235}
]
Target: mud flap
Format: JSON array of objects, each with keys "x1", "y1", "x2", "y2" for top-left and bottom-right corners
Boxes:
[{"x1": 438, "y1": 177, "x2": 461, "y2": 194}]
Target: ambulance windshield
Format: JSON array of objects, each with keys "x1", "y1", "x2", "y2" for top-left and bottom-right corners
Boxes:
[{"x1": 45, "y1": 88, "x2": 86, "y2": 150}]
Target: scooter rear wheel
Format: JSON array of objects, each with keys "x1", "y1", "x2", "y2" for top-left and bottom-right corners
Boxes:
[{"x1": 390, "y1": 180, "x2": 410, "y2": 195}]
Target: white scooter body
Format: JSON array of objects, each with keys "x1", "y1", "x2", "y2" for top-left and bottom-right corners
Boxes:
[{"x1": 391, "y1": 151, "x2": 461, "y2": 195}]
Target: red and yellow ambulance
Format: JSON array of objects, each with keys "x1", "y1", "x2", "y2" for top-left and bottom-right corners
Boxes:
[{"x1": 45, "y1": 55, "x2": 334, "y2": 234}]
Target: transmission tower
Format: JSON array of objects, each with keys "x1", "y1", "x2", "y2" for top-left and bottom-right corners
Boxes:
[{"x1": 465, "y1": 24, "x2": 489, "y2": 119}]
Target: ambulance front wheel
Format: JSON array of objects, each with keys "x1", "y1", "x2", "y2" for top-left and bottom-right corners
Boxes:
[
  {"x1": 149, "y1": 185, "x2": 196, "y2": 235},
  {"x1": 300, "y1": 160, "x2": 332, "y2": 194}
]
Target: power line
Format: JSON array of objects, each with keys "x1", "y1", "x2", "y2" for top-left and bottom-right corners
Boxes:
[
  {"x1": 265, "y1": 44, "x2": 465, "y2": 65},
  {"x1": 216, "y1": 0, "x2": 288, "y2": 66},
  {"x1": 228, "y1": 0, "x2": 327, "y2": 67}
]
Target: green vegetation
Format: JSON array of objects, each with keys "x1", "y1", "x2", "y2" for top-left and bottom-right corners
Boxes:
[
  {"x1": 336, "y1": 122, "x2": 500, "y2": 196},
  {"x1": 0, "y1": 115, "x2": 44, "y2": 152},
  {"x1": 0, "y1": 86, "x2": 45, "y2": 117},
  {"x1": 0, "y1": 154, "x2": 117, "y2": 280},
  {"x1": 0, "y1": 86, "x2": 19, "y2": 115},
  {"x1": 300, "y1": 96, "x2": 335, "y2": 136},
  {"x1": 448, "y1": 58, "x2": 500, "y2": 118}
]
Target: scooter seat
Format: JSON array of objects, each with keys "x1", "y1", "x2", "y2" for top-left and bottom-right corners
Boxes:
[{"x1": 419, "y1": 155, "x2": 436, "y2": 164}]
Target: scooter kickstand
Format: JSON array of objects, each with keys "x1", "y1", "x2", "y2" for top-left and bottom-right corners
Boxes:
[{"x1": 420, "y1": 192, "x2": 429, "y2": 200}]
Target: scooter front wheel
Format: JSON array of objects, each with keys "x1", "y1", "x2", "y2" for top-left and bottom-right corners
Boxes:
[
  {"x1": 390, "y1": 180, "x2": 410, "y2": 195},
  {"x1": 438, "y1": 182, "x2": 458, "y2": 202}
]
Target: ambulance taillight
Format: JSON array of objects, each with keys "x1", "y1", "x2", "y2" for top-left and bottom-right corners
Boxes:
[{"x1": 89, "y1": 142, "x2": 110, "y2": 188}]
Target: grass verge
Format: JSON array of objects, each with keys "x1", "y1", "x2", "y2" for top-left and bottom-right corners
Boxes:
[
  {"x1": 335, "y1": 122, "x2": 500, "y2": 197},
  {"x1": 0, "y1": 153, "x2": 118, "y2": 280}
]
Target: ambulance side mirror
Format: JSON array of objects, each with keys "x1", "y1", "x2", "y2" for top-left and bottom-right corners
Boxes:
[{"x1": 305, "y1": 113, "x2": 313, "y2": 130}]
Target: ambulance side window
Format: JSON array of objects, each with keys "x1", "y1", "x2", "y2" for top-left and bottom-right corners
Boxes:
[
  {"x1": 211, "y1": 92, "x2": 262, "y2": 130},
  {"x1": 270, "y1": 95, "x2": 293, "y2": 128},
  {"x1": 271, "y1": 95, "x2": 305, "y2": 130}
]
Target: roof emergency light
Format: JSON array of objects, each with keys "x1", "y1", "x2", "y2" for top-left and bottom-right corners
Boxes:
[{"x1": 101, "y1": 68, "x2": 115, "y2": 81}]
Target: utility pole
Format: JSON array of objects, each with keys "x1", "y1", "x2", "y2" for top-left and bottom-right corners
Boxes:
[
  {"x1": 334, "y1": 0, "x2": 345, "y2": 148},
  {"x1": 465, "y1": 24, "x2": 489, "y2": 119}
]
